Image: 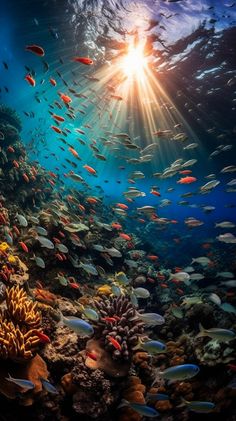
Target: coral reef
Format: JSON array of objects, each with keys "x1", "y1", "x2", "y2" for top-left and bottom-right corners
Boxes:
[
  {"x1": 6, "y1": 285, "x2": 41, "y2": 328},
  {"x1": 93, "y1": 295, "x2": 145, "y2": 360},
  {"x1": 61, "y1": 354, "x2": 119, "y2": 419},
  {"x1": 118, "y1": 376, "x2": 146, "y2": 421},
  {"x1": 0, "y1": 286, "x2": 41, "y2": 361}
]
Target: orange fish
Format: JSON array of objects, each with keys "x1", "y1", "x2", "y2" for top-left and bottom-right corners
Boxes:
[
  {"x1": 85, "y1": 351, "x2": 97, "y2": 361},
  {"x1": 68, "y1": 147, "x2": 79, "y2": 158},
  {"x1": 49, "y1": 78, "x2": 57, "y2": 86},
  {"x1": 101, "y1": 317, "x2": 118, "y2": 323},
  {"x1": 108, "y1": 336, "x2": 122, "y2": 351},
  {"x1": 87, "y1": 197, "x2": 98, "y2": 204},
  {"x1": 25, "y1": 74, "x2": 36, "y2": 87},
  {"x1": 55, "y1": 253, "x2": 64, "y2": 261},
  {"x1": 116, "y1": 203, "x2": 128, "y2": 210},
  {"x1": 13, "y1": 225, "x2": 20, "y2": 236},
  {"x1": 69, "y1": 282, "x2": 80, "y2": 289},
  {"x1": 111, "y1": 222, "x2": 122, "y2": 230},
  {"x1": 160, "y1": 283, "x2": 168, "y2": 288},
  {"x1": 111, "y1": 94, "x2": 123, "y2": 100},
  {"x1": 19, "y1": 241, "x2": 29, "y2": 253},
  {"x1": 51, "y1": 125, "x2": 62, "y2": 134},
  {"x1": 83, "y1": 165, "x2": 96, "y2": 175},
  {"x1": 179, "y1": 170, "x2": 192, "y2": 175},
  {"x1": 12, "y1": 160, "x2": 20, "y2": 168},
  {"x1": 177, "y1": 176, "x2": 197, "y2": 184},
  {"x1": 52, "y1": 114, "x2": 65, "y2": 122},
  {"x1": 150, "y1": 189, "x2": 161, "y2": 196},
  {"x1": 22, "y1": 173, "x2": 30, "y2": 182},
  {"x1": 25, "y1": 44, "x2": 45, "y2": 56},
  {"x1": 78, "y1": 204, "x2": 85, "y2": 212},
  {"x1": 35, "y1": 331, "x2": 50, "y2": 343},
  {"x1": 7, "y1": 146, "x2": 15, "y2": 153},
  {"x1": 147, "y1": 255, "x2": 159, "y2": 261},
  {"x1": 119, "y1": 233, "x2": 131, "y2": 241},
  {"x1": 59, "y1": 92, "x2": 72, "y2": 103},
  {"x1": 72, "y1": 57, "x2": 93, "y2": 65}
]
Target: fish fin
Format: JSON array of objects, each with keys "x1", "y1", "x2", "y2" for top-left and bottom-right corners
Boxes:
[
  {"x1": 117, "y1": 399, "x2": 129, "y2": 409},
  {"x1": 196, "y1": 323, "x2": 206, "y2": 338},
  {"x1": 57, "y1": 310, "x2": 64, "y2": 326},
  {"x1": 5, "y1": 373, "x2": 12, "y2": 382},
  {"x1": 176, "y1": 397, "x2": 188, "y2": 408},
  {"x1": 132, "y1": 336, "x2": 143, "y2": 351}
]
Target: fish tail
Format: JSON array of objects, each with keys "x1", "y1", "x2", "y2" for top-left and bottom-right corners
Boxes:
[
  {"x1": 196, "y1": 323, "x2": 206, "y2": 338},
  {"x1": 117, "y1": 399, "x2": 129, "y2": 410},
  {"x1": 132, "y1": 337, "x2": 142, "y2": 351}
]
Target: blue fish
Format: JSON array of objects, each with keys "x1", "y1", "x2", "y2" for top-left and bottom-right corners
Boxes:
[
  {"x1": 146, "y1": 393, "x2": 169, "y2": 401},
  {"x1": 118, "y1": 400, "x2": 159, "y2": 417},
  {"x1": 161, "y1": 364, "x2": 200, "y2": 381},
  {"x1": 6, "y1": 374, "x2": 35, "y2": 390},
  {"x1": 60, "y1": 312, "x2": 94, "y2": 337},
  {"x1": 40, "y1": 378, "x2": 59, "y2": 394}
]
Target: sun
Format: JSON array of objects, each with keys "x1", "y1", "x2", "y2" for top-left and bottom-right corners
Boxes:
[{"x1": 121, "y1": 41, "x2": 147, "y2": 80}]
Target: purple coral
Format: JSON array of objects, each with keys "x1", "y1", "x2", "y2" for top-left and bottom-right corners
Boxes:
[{"x1": 93, "y1": 295, "x2": 144, "y2": 360}]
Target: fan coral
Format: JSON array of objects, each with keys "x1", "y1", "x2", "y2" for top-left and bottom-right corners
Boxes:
[
  {"x1": 93, "y1": 295, "x2": 144, "y2": 360},
  {"x1": 6, "y1": 285, "x2": 41, "y2": 328}
]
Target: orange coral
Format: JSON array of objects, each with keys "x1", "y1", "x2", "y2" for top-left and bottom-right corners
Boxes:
[
  {"x1": 119, "y1": 376, "x2": 146, "y2": 421},
  {"x1": 132, "y1": 351, "x2": 150, "y2": 370},
  {"x1": 155, "y1": 400, "x2": 173, "y2": 411}
]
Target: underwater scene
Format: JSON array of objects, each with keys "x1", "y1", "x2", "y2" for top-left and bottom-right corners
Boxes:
[{"x1": 0, "y1": 0, "x2": 236, "y2": 419}]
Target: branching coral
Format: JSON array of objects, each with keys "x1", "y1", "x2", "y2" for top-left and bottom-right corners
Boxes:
[
  {"x1": 93, "y1": 295, "x2": 144, "y2": 360},
  {"x1": 0, "y1": 318, "x2": 40, "y2": 360},
  {"x1": 6, "y1": 285, "x2": 41, "y2": 328},
  {"x1": 0, "y1": 286, "x2": 41, "y2": 361}
]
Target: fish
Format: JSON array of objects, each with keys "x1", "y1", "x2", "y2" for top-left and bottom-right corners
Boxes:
[
  {"x1": 133, "y1": 287, "x2": 150, "y2": 298},
  {"x1": 37, "y1": 236, "x2": 54, "y2": 249},
  {"x1": 161, "y1": 364, "x2": 200, "y2": 380},
  {"x1": 197, "y1": 323, "x2": 236, "y2": 342},
  {"x1": 146, "y1": 392, "x2": 169, "y2": 401},
  {"x1": 133, "y1": 338, "x2": 166, "y2": 354},
  {"x1": 182, "y1": 398, "x2": 215, "y2": 413},
  {"x1": 40, "y1": 378, "x2": 59, "y2": 394},
  {"x1": 6, "y1": 374, "x2": 35, "y2": 390},
  {"x1": 136, "y1": 312, "x2": 165, "y2": 326},
  {"x1": 108, "y1": 336, "x2": 122, "y2": 351},
  {"x1": 118, "y1": 400, "x2": 159, "y2": 417},
  {"x1": 72, "y1": 57, "x2": 93, "y2": 65},
  {"x1": 79, "y1": 262, "x2": 98, "y2": 276},
  {"x1": 25, "y1": 44, "x2": 45, "y2": 56},
  {"x1": 31, "y1": 254, "x2": 46, "y2": 268},
  {"x1": 25, "y1": 74, "x2": 36, "y2": 87},
  {"x1": 16, "y1": 213, "x2": 28, "y2": 227},
  {"x1": 59, "y1": 313, "x2": 94, "y2": 337}
]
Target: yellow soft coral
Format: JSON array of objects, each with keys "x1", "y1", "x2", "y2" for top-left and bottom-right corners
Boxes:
[
  {"x1": 6, "y1": 285, "x2": 41, "y2": 328},
  {"x1": 0, "y1": 286, "x2": 42, "y2": 361},
  {"x1": 0, "y1": 318, "x2": 40, "y2": 361},
  {"x1": 0, "y1": 242, "x2": 10, "y2": 252},
  {"x1": 7, "y1": 255, "x2": 17, "y2": 264}
]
